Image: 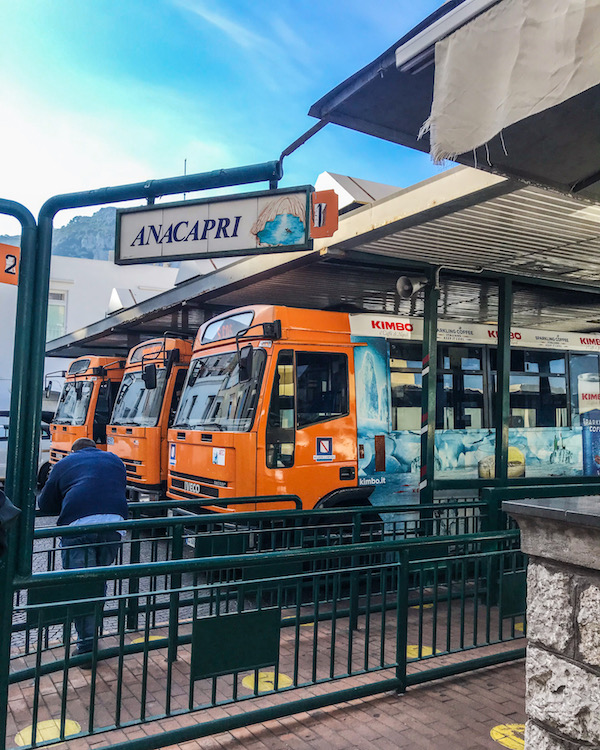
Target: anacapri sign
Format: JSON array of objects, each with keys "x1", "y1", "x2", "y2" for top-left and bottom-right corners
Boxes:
[{"x1": 115, "y1": 186, "x2": 312, "y2": 264}]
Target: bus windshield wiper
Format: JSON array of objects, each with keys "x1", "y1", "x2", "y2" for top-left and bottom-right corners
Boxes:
[{"x1": 197, "y1": 422, "x2": 224, "y2": 431}]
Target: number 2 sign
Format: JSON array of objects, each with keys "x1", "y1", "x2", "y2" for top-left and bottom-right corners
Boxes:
[{"x1": 0, "y1": 243, "x2": 19, "y2": 286}]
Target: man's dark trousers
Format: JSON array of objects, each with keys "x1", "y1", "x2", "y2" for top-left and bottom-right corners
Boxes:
[{"x1": 61, "y1": 530, "x2": 122, "y2": 653}]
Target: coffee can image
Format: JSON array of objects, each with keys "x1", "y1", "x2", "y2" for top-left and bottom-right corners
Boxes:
[{"x1": 578, "y1": 373, "x2": 600, "y2": 476}]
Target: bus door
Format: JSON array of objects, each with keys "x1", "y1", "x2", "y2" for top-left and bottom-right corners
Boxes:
[{"x1": 258, "y1": 349, "x2": 357, "y2": 509}]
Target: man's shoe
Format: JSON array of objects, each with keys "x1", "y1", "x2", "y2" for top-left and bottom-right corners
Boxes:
[{"x1": 71, "y1": 647, "x2": 93, "y2": 669}]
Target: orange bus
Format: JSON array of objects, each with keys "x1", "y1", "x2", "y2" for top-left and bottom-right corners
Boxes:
[
  {"x1": 107, "y1": 337, "x2": 192, "y2": 500},
  {"x1": 168, "y1": 304, "x2": 600, "y2": 513},
  {"x1": 167, "y1": 306, "x2": 370, "y2": 512},
  {"x1": 49, "y1": 356, "x2": 125, "y2": 469}
]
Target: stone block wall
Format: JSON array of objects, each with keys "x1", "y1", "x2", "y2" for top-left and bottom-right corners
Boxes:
[{"x1": 525, "y1": 559, "x2": 600, "y2": 748}]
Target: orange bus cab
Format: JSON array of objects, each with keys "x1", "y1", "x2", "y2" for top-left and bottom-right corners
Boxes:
[
  {"x1": 167, "y1": 306, "x2": 366, "y2": 513},
  {"x1": 107, "y1": 337, "x2": 192, "y2": 500},
  {"x1": 50, "y1": 356, "x2": 125, "y2": 464}
]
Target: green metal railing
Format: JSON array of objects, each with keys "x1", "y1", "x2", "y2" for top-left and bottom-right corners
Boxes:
[
  {"x1": 20, "y1": 500, "x2": 493, "y2": 642},
  {"x1": 7, "y1": 530, "x2": 525, "y2": 750}
]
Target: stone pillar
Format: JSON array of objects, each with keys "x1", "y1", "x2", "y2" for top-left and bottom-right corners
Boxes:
[{"x1": 503, "y1": 497, "x2": 600, "y2": 750}]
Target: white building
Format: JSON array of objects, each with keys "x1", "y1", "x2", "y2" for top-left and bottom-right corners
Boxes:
[{"x1": 0, "y1": 253, "x2": 177, "y2": 413}]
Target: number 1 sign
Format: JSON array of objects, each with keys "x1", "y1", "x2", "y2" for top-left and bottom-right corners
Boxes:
[{"x1": 0, "y1": 243, "x2": 19, "y2": 286}]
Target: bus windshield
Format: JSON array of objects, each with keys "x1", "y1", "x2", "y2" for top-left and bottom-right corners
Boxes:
[
  {"x1": 111, "y1": 369, "x2": 167, "y2": 427},
  {"x1": 174, "y1": 349, "x2": 266, "y2": 432},
  {"x1": 54, "y1": 381, "x2": 94, "y2": 425}
]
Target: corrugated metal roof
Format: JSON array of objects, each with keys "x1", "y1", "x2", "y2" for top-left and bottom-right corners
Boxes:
[{"x1": 326, "y1": 179, "x2": 600, "y2": 284}]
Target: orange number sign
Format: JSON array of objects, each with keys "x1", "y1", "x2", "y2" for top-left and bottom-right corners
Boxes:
[{"x1": 0, "y1": 242, "x2": 19, "y2": 286}]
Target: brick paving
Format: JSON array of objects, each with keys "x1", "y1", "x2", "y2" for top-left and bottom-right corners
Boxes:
[
  {"x1": 8, "y1": 618, "x2": 526, "y2": 749},
  {"x1": 156, "y1": 659, "x2": 526, "y2": 750}
]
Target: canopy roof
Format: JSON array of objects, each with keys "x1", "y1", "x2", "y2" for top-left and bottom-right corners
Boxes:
[
  {"x1": 309, "y1": 0, "x2": 600, "y2": 202},
  {"x1": 47, "y1": 167, "x2": 600, "y2": 358}
]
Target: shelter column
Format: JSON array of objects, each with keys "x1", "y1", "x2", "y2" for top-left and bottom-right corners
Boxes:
[
  {"x1": 494, "y1": 277, "x2": 512, "y2": 484},
  {"x1": 419, "y1": 271, "x2": 438, "y2": 504}
]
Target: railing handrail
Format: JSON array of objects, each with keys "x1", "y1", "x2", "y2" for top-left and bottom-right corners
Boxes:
[
  {"x1": 482, "y1": 483, "x2": 600, "y2": 502},
  {"x1": 19, "y1": 529, "x2": 519, "y2": 587},
  {"x1": 33, "y1": 500, "x2": 487, "y2": 537}
]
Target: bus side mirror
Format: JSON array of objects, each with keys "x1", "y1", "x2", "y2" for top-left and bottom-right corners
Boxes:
[
  {"x1": 75, "y1": 382, "x2": 83, "y2": 400},
  {"x1": 142, "y1": 363, "x2": 157, "y2": 390},
  {"x1": 239, "y1": 345, "x2": 254, "y2": 382}
]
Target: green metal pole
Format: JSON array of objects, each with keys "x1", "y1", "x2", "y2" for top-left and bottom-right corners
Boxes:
[
  {"x1": 0, "y1": 199, "x2": 38, "y2": 750},
  {"x1": 494, "y1": 278, "x2": 512, "y2": 491},
  {"x1": 420, "y1": 271, "x2": 439, "y2": 505}
]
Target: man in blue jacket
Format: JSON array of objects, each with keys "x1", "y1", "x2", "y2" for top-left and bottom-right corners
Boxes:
[{"x1": 38, "y1": 437, "x2": 128, "y2": 661}]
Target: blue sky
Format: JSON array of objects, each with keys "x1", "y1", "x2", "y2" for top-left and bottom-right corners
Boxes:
[{"x1": 0, "y1": 1, "x2": 447, "y2": 234}]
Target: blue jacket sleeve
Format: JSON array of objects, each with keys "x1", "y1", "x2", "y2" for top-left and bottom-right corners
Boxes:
[{"x1": 37, "y1": 465, "x2": 63, "y2": 515}]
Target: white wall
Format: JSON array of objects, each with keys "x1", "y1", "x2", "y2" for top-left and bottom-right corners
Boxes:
[{"x1": 0, "y1": 255, "x2": 177, "y2": 414}]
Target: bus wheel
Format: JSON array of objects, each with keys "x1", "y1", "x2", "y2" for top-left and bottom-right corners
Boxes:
[{"x1": 37, "y1": 461, "x2": 51, "y2": 490}]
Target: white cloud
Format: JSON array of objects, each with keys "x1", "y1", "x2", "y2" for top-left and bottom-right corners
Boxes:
[
  {"x1": 0, "y1": 82, "x2": 237, "y2": 235},
  {"x1": 172, "y1": 0, "x2": 313, "y2": 93},
  {"x1": 173, "y1": 0, "x2": 269, "y2": 51}
]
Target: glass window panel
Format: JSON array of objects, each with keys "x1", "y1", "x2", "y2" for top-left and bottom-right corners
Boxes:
[
  {"x1": 549, "y1": 377, "x2": 566, "y2": 395},
  {"x1": 461, "y1": 356, "x2": 482, "y2": 370},
  {"x1": 390, "y1": 342, "x2": 422, "y2": 431},
  {"x1": 439, "y1": 345, "x2": 482, "y2": 371},
  {"x1": 464, "y1": 374, "x2": 484, "y2": 393},
  {"x1": 111, "y1": 370, "x2": 168, "y2": 428},
  {"x1": 296, "y1": 352, "x2": 348, "y2": 428},
  {"x1": 174, "y1": 349, "x2": 266, "y2": 432},
  {"x1": 464, "y1": 407, "x2": 482, "y2": 429},
  {"x1": 266, "y1": 351, "x2": 295, "y2": 468},
  {"x1": 46, "y1": 301, "x2": 66, "y2": 341},
  {"x1": 510, "y1": 408, "x2": 535, "y2": 428},
  {"x1": 510, "y1": 375, "x2": 540, "y2": 393},
  {"x1": 53, "y1": 381, "x2": 93, "y2": 426},
  {"x1": 394, "y1": 407, "x2": 421, "y2": 431},
  {"x1": 389, "y1": 342, "x2": 421, "y2": 369}
]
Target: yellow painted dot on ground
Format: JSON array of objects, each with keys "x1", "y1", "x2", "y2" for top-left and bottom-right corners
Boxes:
[
  {"x1": 242, "y1": 671, "x2": 293, "y2": 692},
  {"x1": 131, "y1": 635, "x2": 167, "y2": 644},
  {"x1": 15, "y1": 719, "x2": 81, "y2": 747},
  {"x1": 490, "y1": 723, "x2": 525, "y2": 749},
  {"x1": 410, "y1": 603, "x2": 434, "y2": 609},
  {"x1": 406, "y1": 645, "x2": 438, "y2": 658},
  {"x1": 282, "y1": 616, "x2": 314, "y2": 627}
]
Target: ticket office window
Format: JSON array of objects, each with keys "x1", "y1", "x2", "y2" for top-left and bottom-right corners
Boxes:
[
  {"x1": 491, "y1": 349, "x2": 568, "y2": 428},
  {"x1": 436, "y1": 346, "x2": 486, "y2": 430},
  {"x1": 389, "y1": 342, "x2": 422, "y2": 431}
]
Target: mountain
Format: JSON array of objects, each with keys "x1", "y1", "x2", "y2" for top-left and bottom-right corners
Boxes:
[{"x1": 0, "y1": 206, "x2": 117, "y2": 260}]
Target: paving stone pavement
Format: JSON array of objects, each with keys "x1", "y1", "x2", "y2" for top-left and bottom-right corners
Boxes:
[{"x1": 161, "y1": 659, "x2": 526, "y2": 750}]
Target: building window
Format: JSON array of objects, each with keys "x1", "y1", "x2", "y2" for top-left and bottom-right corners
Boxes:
[{"x1": 47, "y1": 291, "x2": 67, "y2": 341}]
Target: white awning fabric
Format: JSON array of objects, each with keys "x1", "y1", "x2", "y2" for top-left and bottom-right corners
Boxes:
[{"x1": 420, "y1": 0, "x2": 600, "y2": 162}]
